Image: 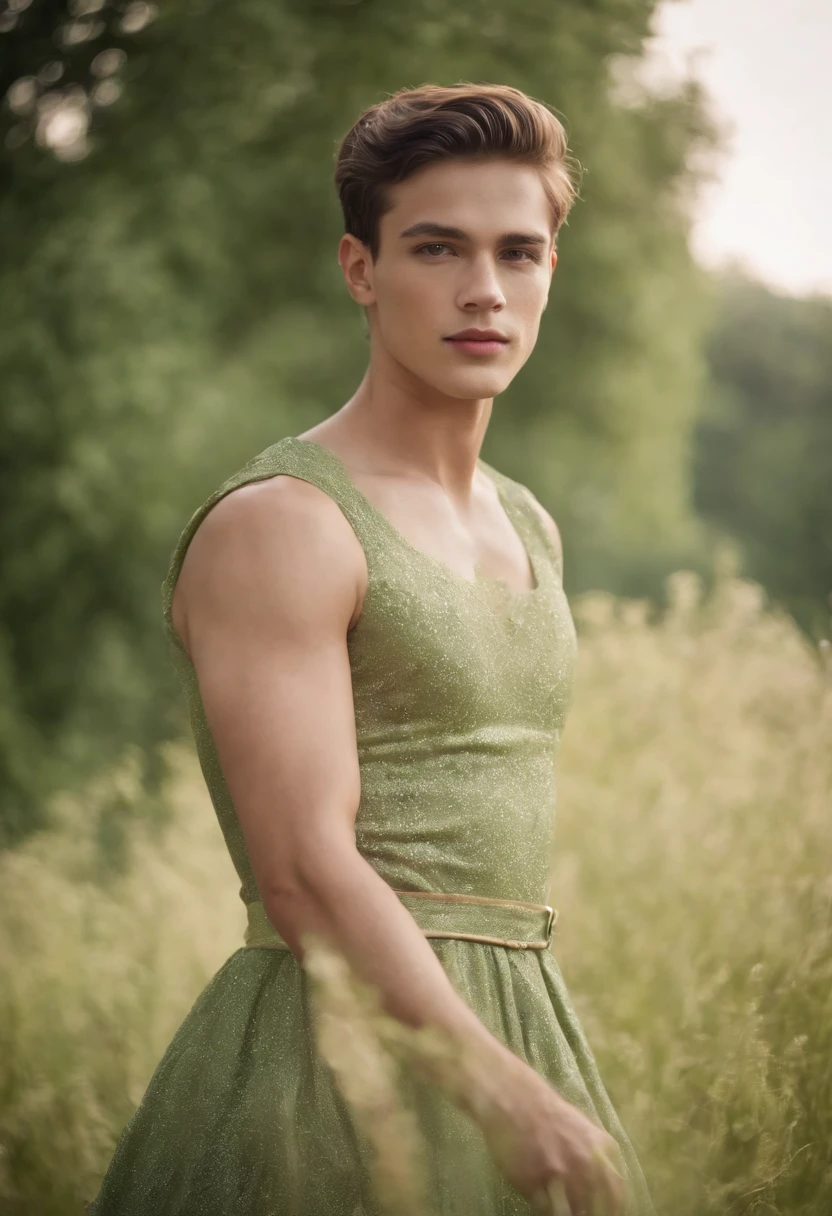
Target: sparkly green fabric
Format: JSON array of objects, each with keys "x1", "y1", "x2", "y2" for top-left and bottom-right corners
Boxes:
[{"x1": 87, "y1": 436, "x2": 656, "y2": 1216}]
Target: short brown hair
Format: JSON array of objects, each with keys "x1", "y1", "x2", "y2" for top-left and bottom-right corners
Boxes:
[{"x1": 334, "y1": 82, "x2": 581, "y2": 260}]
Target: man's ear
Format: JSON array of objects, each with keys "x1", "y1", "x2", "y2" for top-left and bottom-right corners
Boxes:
[{"x1": 339, "y1": 233, "x2": 376, "y2": 307}]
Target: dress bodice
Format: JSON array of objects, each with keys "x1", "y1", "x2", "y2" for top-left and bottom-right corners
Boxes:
[{"x1": 161, "y1": 436, "x2": 579, "y2": 909}]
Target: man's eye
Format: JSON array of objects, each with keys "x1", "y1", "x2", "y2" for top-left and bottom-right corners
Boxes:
[{"x1": 415, "y1": 244, "x2": 539, "y2": 262}]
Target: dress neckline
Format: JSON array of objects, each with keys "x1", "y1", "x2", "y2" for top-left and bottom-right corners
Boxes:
[{"x1": 285, "y1": 436, "x2": 542, "y2": 604}]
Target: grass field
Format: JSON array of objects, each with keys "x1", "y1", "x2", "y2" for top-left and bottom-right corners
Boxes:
[{"x1": 1, "y1": 569, "x2": 829, "y2": 1215}]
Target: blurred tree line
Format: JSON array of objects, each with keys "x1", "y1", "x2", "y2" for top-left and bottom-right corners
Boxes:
[
  {"x1": 694, "y1": 271, "x2": 832, "y2": 641},
  {"x1": 1, "y1": 0, "x2": 829, "y2": 849}
]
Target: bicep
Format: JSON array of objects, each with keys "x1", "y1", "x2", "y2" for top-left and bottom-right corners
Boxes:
[{"x1": 179, "y1": 476, "x2": 365, "y2": 899}]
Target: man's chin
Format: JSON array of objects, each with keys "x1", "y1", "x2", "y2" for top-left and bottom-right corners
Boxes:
[{"x1": 422, "y1": 368, "x2": 514, "y2": 401}]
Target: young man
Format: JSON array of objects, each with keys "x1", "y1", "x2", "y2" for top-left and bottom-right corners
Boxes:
[{"x1": 88, "y1": 83, "x2": 656, "y2": 1216}]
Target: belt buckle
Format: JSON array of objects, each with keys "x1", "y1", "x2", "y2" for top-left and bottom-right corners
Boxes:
[{"x1": 544, "y1": 905, "x2": 558, "y2": 947}]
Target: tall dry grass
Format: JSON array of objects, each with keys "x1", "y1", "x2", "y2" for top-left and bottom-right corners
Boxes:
[
  {"x1": 0, "y1": 569, "x2": 829, "y2": 1215},
  {"x1": 554, "y1": 571, "x2": 832, "y2": 1215}
]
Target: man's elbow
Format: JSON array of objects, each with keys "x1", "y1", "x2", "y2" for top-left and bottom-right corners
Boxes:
[{"x1": 257, "y1": 837, "x2": 357, "y2": 958}]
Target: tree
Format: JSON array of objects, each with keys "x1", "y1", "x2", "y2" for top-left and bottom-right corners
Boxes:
[
  {"x1": 1, "y1": 0, "x2": 716, "y2": 846},
  {"x1": 694, "y1": 271, "x2": 832, "y2": 640}
]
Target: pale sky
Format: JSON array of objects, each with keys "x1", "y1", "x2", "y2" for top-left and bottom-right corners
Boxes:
[{"x1": 643, "y1": 0, "x2": 832, "y2": 297}]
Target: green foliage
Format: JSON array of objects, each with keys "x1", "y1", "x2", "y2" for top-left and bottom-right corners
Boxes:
[
  {"x1": 693, "y1": 271, "x2": 832, "y2": 640},
  {"x1": 0, "y1": 0, "x2": 148, "y2": 166},
  {"x1": 0, "y1": 0, "x2": 714, "y2": 843}
]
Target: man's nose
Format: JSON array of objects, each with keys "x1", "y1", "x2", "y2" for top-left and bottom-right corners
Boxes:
[{"x1": 458, "y1": 255, "x2": 506, "y2": 310}]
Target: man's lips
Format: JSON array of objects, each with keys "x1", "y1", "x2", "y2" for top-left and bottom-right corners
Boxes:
[
  {"x1": 444, "y1": 335, "x2": 509, "y2": 355},
  {"x1": 445, "y1": 329, "x2": 509, "y2": 342}
]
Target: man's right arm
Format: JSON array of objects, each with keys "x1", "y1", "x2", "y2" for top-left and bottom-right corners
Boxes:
[
  {"x1": 171, "y1": 474, "x2": 626, "y2": 1215},
  {"x1": 173, "y1": 473, "x2": 511, "y2": 1043}
]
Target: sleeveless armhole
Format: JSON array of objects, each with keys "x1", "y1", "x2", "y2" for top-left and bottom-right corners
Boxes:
[
  {"x1": 517, "y1": 484, "x2": 564, "y2": 582},
  {"x1": 477, "y1": 458, "x2": 564, "y2": 584},
  {"x1": 160, "y1": 438, "x2": 383, "y2": 657}
]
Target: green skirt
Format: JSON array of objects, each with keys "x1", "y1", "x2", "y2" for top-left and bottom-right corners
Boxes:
[{"x1": 86, "y1": 894, "x2": 656, "y2": 1215}]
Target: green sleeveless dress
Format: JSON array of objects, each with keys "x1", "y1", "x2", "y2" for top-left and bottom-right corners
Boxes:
[{"x1": 87, "y1": 436, "x2": 656, "y2": 1216}]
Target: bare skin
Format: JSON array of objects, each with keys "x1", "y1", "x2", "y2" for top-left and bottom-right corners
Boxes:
[{"x1": 171, "y1": 157, "x2": 627, "y2": 1215}]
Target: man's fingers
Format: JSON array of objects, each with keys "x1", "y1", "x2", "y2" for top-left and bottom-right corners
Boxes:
[
  {"x1": 590, "y1": 1143, "x2": 627, "y2": 1216},
  {"x1": 546, "y1": 1177, "x2": 574, "y2": 1216}
]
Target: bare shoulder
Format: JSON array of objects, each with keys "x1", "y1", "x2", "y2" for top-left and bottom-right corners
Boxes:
[
  {"x1": 171, "y1": 474, "x2": 367, "y2": 659},
  {"x1": 522, "y1": 488, "x2": 564, "y2": 569}
]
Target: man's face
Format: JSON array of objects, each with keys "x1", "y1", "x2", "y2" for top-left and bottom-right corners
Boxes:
[{"x1": 340, "y1": 157, "x2": 557, "y2": 400}]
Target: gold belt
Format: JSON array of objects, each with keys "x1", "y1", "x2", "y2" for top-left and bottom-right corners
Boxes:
[{"x1": 244, "y1": 889, "x2": 557, "y2": 952}]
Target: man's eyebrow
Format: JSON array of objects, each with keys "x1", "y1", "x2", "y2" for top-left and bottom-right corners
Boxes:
[{"x1": 398, "y1": 221, "x2": 549, "y2": 246}]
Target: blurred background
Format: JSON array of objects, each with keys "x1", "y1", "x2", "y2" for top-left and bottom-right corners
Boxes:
[{"x1": 1, "y1": 2, "x2": 830, "y2": 1214}]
